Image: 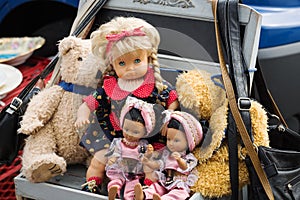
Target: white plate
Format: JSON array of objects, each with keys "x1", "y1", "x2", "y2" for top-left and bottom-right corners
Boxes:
[
  {"x1": 0, "y1": 63, "x2": 23, "y2": 96},
  {"x1": 0, "y1": 70, "x2": 7, "y2": 88}
]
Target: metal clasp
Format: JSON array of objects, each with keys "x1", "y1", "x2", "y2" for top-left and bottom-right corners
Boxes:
[
  {"x1": 237, "y1": 97, "x2": 251, "y2": 111},
  {"x1": 9, "y1": 97, "x2": 23, "y2": 111}
]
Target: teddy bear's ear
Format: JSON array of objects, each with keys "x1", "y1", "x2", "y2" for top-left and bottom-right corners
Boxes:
[
  {"x1": 58, "y1": 36, "x2": 79, "y2": 56},
  {"x1": 176, "y1": 69, "x2": 227, "y2": 121},
  {"x1": 176, "y1": 70, "x2": 213, "y2": 120}
]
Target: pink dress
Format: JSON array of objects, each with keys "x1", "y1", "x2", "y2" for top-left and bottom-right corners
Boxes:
[{"x1": 106, "y1": 138, "x2": 147, "y2": 200}]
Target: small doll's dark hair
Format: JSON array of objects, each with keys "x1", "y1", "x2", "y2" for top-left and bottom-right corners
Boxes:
[
  {"x1": 167, "y1": 118, "x2": 185, "y2": 133},
  {"x1": 124, "y1": 107, "x2": 145, "y2": 125}
]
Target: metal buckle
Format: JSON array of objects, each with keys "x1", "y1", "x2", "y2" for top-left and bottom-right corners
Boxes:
[
  {"x1": 237, "y1": 97, "x2": 251, "y2": 111},
  {"x1": 9, "y1": 97, "x2": 23, "y2": 111}
]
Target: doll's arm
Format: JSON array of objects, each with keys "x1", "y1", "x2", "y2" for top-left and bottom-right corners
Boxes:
[
  {"x1": 18, "y1": 86, "x2": 64, "y2": 135},
  {"x1": 143, "y1": 144, "x2": 154, "y2": 158},
  {"x1": 142, "y1": 144, "x2": 162, "y2": 170},
  {"x1": 75, "y1": 102, "x2": 91, "y2": 128},
  {"x1": 108, "y1": 156, "x2": 118, "y2": 165},
  {"x1": 75, "y1": 90, "x2": 102, "y2": 128},
  {"x1": 106, "y1": 138, "x2": 122, "y2": 165},
  {"x1": 167, "y1": 100, "x2": 179, "y2": 111},
  {"x1": 171, "y1": 152, "x2": 188, "y2": 171},
  {"x1": 142, "y1": 157, "x2": 162, "y2": 171}
]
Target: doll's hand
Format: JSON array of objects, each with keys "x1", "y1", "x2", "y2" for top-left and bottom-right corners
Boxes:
[
  {"x1": 108, "y1": 157, "x2": 117, "y2": 165},
  {"x1": 75, "y1": 102, "x2": 91, "y2": 128},
  {"x1": 75, "y1": 117, "x2": 90, "y2": 128},
  {"x1": 141, "y1": 156, "x2": 149, "y2": 164},
  {"x1": 161, "y1": 124, "x2": 168, "y2": 137},
  {"x1": 172, "y1": 152, "x2": 187, "y2": 170},
  {"x1": 144, "y1": 144, "x2": 154, "y2": 158},
  {"x1": 171, "y1": 152, "x2": 181, "y2": 160}
]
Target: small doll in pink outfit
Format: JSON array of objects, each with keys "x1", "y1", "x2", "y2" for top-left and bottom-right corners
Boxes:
[
  {"x1": 134, "y1": 111, "x2": 203, "y2": 200},
  {"x1": 106, "y1": 96, "x2": 164, "y2": 200},
  {"x1": 75, "y1": 16, "x2": 179, "y2": 193},
  {"x1": 140, "y1": 144, "x2": 164, "y2": 188}
]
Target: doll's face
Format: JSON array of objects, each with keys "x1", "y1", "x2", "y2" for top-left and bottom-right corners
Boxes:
[
  {"x1": 112, "y1": 49, "x2": 149, "y2": 80},
  {"x1": 122, "y1": 118, "x2": 146, "y2": 142},
  {"x1": 166, "y1": 128, "x2": 188, "y2": 153}
]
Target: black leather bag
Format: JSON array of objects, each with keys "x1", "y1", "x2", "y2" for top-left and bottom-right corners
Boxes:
[
  {"x1": 252, "y1": 61, "x2": 300, "y2": 152},
  {"x1": 0, "y1": 104, "x2": 22, "y2": 165},
  {"x1": 247, "y1": 62, "x2": 300, "y2": 200},
  {"x1": 214, "y1": 0, "x2": 300, "y2": 199},
  {"x1": 0, "y1": 72, "x2": 53, "y2": 165},
  {"x1": 247, "y1": 146, "x2": 300, "y2": 200},
  {"x1": 268, "y1": 118, "x2": 300, "y2": 152}
]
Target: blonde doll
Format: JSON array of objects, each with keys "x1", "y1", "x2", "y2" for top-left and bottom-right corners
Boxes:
[
  {"x1": 134, "y1": 111, "x2": 203, "y2": 200},
  {"x1": 75, "y1": 16, "x2": 179, "y2": 193}
]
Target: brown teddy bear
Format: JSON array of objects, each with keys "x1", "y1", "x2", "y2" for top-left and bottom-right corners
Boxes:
[
  {"x1": 18, "y1": 36, "x2": 104, "y2": 183},
  {"x1": 176, "y1": 69, "x2": 269, "y2": 198}
]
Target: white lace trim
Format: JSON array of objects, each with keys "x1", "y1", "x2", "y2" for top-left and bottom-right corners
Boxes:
[{"x1": 118, "y1": 77, "x2": 144, "y2": 92}]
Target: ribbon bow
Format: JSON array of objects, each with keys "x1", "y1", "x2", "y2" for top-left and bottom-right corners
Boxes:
[{"x1": 105, "y1": 26, "x2": 146, "y2": 54}]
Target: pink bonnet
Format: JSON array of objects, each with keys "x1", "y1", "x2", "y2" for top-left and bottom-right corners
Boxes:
[
  {"x1": 163, "y1": 110, "x2": 203, "y2": 151},
  {"x1": 120, "y1": 96, "x2": 156, "y2": 136}
]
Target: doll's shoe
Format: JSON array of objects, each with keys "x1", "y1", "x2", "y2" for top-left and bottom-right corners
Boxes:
[
  {"x1": 165, "y1": 175, "x2": 174, "y2": 186},
  {"x1": 81, "y1": 179, "x2": 101, "y2": 194}
]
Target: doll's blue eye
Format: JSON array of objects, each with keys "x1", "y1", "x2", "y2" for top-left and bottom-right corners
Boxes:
[
  {"x1": 134, "y1": 59, "x2": 141, "y2": 64},
  {"x1": 119, "y1": 61, "x2": 125, "y2": 66}
]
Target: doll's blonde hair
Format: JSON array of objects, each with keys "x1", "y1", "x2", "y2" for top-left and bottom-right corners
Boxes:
[{"x1": 91, "y1": 16, "x2": 164, "y2": 93}]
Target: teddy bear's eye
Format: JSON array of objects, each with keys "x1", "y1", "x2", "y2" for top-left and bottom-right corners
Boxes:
[{"x1": 77, "y1": 57, "x2": 83, "y2": 61}]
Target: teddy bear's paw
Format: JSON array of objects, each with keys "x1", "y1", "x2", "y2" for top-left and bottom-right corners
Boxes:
[
  {"x1": 31, "y1": 163, "x2": 63, "y2": 183},
  {"x1": 18, "y1": 120, "x2": 44, "y2": 135}
]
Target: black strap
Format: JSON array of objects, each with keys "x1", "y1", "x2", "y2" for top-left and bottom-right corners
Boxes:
[
  {"x1": 219, "y1": 0, "x2": 251, "y2": 136},
  {"x1": 217, "y1": 1, "x2": 252, "y2": 199},
  {"x1": 216, "y1": 1, "x2": 239, "y2": 198},
  {"x1": 6, "y1": 0, "x2": 109, "y2": 114},
  {"x1": 16, "y1": 56, "x2": 58, "y2": 101},
  {"x1": 227, "y1": 111, "x2": 239, "y2": 200}
]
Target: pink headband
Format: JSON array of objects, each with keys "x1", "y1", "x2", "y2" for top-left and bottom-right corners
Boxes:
[
  {"x1": 120, "y1": 96, "x2": 156, "y2": 136},
  {"x1": 105, "y1": 26, "x2": 146, "y2": 55},
  {"x1": 163, "y1": 110, "x2": 203, "y2": 151}
]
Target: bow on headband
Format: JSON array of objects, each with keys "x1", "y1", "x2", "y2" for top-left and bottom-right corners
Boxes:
[
  {"x1": 120, "y1": 96, "x2": 156, "y2": 135},
  {"x1": 105, "y1": 26, "x2": 146, "y2": 55}
]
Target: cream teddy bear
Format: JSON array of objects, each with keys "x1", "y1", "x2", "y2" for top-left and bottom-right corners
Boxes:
[
  {"x1": 176, "y1": 69, "x2": 270, "y2": 198},
  {"x1": 18, "y1": 36, "x2": 103, "y2": 183}
]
